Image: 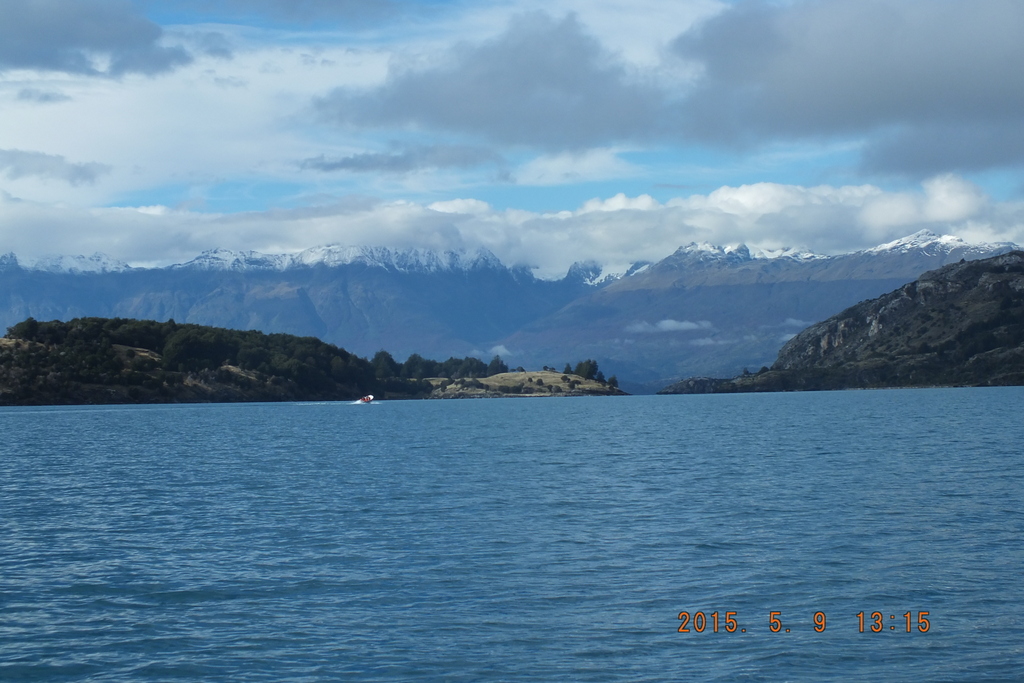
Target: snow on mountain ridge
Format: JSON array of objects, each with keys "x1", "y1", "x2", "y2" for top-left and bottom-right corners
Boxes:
[
  {"x1": 751, "y1": 246, "x2": 827, "y2": 261},
  {"x1": 290, "y1": 245, "x2": 505, "y2": 272},
  {"x1": 669, "y1": 231, "x2": 1017, "y2": 265},
  {"x1": 674, "y1": 242, "x2": 828, "y2": 263},
  {"x1": 672, "y1": 242, "x2": 753, "y2": 263},
  {"x1": 566, "y1": 260, "x2": 606, "y2": 285},
  {"x1": 175, "y1": 249, "x2": 291, "y2": 271},
  {"x1": 7, "y1": 252, "x2": 133, "y2": 274},
  {"x1": 864, "y1": 229, "x2": 1016, "y2": 255},
  {"x1": 173, "y1": 245, "x2": 507, "y2": 273},
  {"x1": 4, "y1": 231, "x2": 1018, "y2": 277}
]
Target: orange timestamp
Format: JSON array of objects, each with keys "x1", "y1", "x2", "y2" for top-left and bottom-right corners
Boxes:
[{"x1": 677, "y1": 610, "x2": 931, "y2": 634}]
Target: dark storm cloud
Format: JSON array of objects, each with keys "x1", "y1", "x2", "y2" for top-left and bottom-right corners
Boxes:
[
  {"x1": 861, "y1": 123, "x2": 1024, "y2": 176},
  {"x1": 0, "y1": 0, "x2": 191, "y2": 76},
  {"x1": 317, "y1": 13, "x2": 668, "y2": 150},
  {"x1": 0, "y1": 149, "x2": 112, "y2": 185},
  {"x1": 672, "y1": 0, "x2": 1024, "y2": 173},
  {"x1": 300, "y1": 145, "x2": 503, "y2": 174}
]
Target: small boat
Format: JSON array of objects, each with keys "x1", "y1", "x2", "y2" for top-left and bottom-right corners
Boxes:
[{"x1": 359, "y1": 394, "x2": 374, "y2": 403}]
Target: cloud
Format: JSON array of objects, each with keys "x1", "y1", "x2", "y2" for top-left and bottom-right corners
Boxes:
[
  {"x1": 0, "y1": 0, "x2": 191, "y2": 76},
  {"x1": 428, "y1": 199, "x2": 491, "y2": 215},
  {"x1": 157, "y1": 0, "x2": 413, "y2": 25},
  {"x1": 300, "y1": 145, "x2": 503, "y2": 174},
  {"x1": 515, "y1": 149, "x2": 638, "y2": 186},
  {"x1": 672, "y1": 0, "x2": 1024, "y2": 175},
  {"x1": 190, "y1": 31, "x2": 233, "y2": 59},
  {"x1": 0, "y1": 149, "x2": 111, "y2": 186},
  {"x1": 317, "y1": 12, "x2": 668, "y2": 150},
  {"x1": 858, "y1": 174, "x2": 987, "y2": 230},
  {"x1": 625, "y1": 319, "x2": 713, "y2": 333},
  {"x1": 2, "y1": 176, "x2": 1022, "y2": 278},
  {"x1": 579, "y1": 193, "x2": 660, "y2": 214},
  {"x1": 860, "y1": 122, "x2": 1024, "y2": 176},
  {"x1": 298, "y1": 1, "x2": 1024, "y2": 179},
  {"x1": 17, "y1": 88, "x2": 71, "y2": 103}
]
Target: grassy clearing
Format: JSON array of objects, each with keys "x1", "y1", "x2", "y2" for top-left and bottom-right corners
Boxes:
[{"x1": 426, "y1": 370, "x2": 622, "y2": 397}]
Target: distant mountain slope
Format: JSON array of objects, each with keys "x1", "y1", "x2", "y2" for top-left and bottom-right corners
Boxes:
[
  {"x1": 0, "y1": 246, "x2": 595, "y2": 362},
  {"x1": 0, "y1": 232, "x2": 1017, "y2": 390},
  {"x1": 499, "y1": 231, "x2": 1018, "y2": 391},
  {"x1": 660, "y1": 251, "x2": 1024, "y2": 393}
]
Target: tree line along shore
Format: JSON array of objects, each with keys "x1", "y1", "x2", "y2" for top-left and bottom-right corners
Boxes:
[{"x1": 0, "y1": 316, "x2": 621, "y2": 405}]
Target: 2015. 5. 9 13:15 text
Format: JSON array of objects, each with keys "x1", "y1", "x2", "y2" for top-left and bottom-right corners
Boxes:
[{"x1": 676, "y1": 611, "x2": 931, "y2": 634}]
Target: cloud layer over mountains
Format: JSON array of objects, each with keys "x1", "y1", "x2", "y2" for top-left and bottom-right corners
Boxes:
[
  {"x1": 1, "y1": 0, "x2": 1023, "y2": 270},
  {"x1": 2, "y1": 175, "x2": 1020, "y2": 278}
]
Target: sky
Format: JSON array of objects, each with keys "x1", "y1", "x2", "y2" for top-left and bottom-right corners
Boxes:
[{"x1": 1, "y1": 0, "x2": 1023, "y2": 277}]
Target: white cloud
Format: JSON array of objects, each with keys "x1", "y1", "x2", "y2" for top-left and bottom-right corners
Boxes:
[
  {"x1": 921, "y1": 174, "x2": 988, "y2": 223},
  {"x1": 625, "y1": 319, "x2": 713, "y2": 333},
  {"x1": 515, "y1": 149, "x2": 638, "y2": 186},
  {"x1": 579, "y1": 192, "x2": 660, "y2": 214},
  {"x1": 859, "y1": 174, "x2": 989, "y2": 230},
  {"x1": 0, "y1": 35, "x2": 390, "y2": 207},
  {"x1": 1, "y1": 176, "x2": 1022, "y2": 278},
  {"x1": 429, "y1": 198, "x2": 491, "y2": 214}
]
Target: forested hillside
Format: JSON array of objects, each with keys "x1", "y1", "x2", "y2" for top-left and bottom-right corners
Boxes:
[
  {"x1": 0, "y1": 317, "x2": 419, "y2": 405},
  {"x1": 0, "y1": 317, "x2": 611, "y2": 405}
]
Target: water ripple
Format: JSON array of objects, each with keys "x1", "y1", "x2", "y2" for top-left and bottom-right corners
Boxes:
[{"x1": 1, "y1": 389, "x2": 1022, "y2": 681}]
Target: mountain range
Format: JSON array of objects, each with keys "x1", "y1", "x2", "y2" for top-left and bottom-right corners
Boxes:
[
  {"x1": 1, "y1": 230, "x2": 1017, "y2": 393},
  {"x1": 660, "y1": 250, "x2": 1024, "y2": 393}
]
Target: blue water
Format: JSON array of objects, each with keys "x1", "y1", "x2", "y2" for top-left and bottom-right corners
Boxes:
[{"x1": 1, "y1": 389, "x2": 1022, "y2": 681}]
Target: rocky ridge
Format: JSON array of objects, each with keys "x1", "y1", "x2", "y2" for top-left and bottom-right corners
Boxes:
[{"x1": 659, "y1": 251, "x2": 1024, "y2": 393}]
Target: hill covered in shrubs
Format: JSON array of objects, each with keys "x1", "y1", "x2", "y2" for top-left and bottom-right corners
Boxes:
[
  {"x1": 0, "y1": 317, "x2": 426, "y2": 405},
  {"x1": 0, "y1": 317, "x2": 620, "y2": 405}
]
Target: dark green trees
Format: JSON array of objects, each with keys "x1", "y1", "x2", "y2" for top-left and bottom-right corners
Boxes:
[
  {"x1": 2, "y1": 317, "x2": 383, "y2": 403},
  {"x1": 372, "y1": 350, "x2": 401, "y2": 379},
  {"x1": 487, "y1": 355, "x2": 509, "y2": 376},
  {"x1": 573, "y1": 359, "x2": 599, "y2": 381}
]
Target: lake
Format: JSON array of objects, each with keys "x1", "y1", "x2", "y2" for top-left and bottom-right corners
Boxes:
[{"x1": 1, "y1": 389, "x2": 1022, "y2": 681}]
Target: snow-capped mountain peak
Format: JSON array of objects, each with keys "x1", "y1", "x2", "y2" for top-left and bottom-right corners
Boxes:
[
  {"x1": 170, "y1": 245, "x2": 506, "y2": 273},
  {"x1": 565, "y1": 260, "x2": 606, "y2": 285},
  {"x1": 290, "y1": 245, "x2": 504, "y2": 273},
  {"x1": 864, "y1": 229, "x2": 1017, "y2": 257},
  {"x1": 751, "y1": 246, "x2": 827, "y2": 261},
  {"x1": 866, "y1": 230, "x2": 962, "y2": 254},
  {"x1": 175, "y1": 249, "x2": 291, "y2": 271},
  {"x1": 11, "y1": 252, "x2": 132, "y2": 274},
  {"x1": 673, "y1": 242, "x2": 754, "y2": 263}
]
